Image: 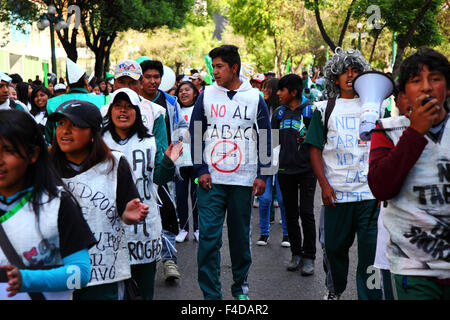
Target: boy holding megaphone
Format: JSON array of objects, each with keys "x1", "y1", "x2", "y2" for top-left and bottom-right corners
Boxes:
[
  {"x1": 368, "y1": 48, "x2": 449, "y2": 300},
  {"x1": 305, "y1": 47, "x2": 384, "y2": 300}
]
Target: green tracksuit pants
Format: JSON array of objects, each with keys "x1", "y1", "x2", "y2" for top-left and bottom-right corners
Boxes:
[
  {"x1": 323, "y1": 199, "x2": 382, "y2": 300},
  {"x1": 197, "y1": 184, "x2": 253, "y2": 300}
]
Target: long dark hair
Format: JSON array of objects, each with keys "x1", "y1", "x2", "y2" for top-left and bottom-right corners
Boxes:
[
  {"x1": 102, "y1": 96, "x2": 151, "y2": 141},
  {"x1": 0, "y1": 110, "x2": 68, "y2": 215},
  {"x1": 16, "y1": 82, "x2": 31, "y2": 106},
  {"x1": 30, "y1": 85, "x2": 53, "y2": 116},
  {"x1": 175, "y1": 81, "x2": 199, "y2": 107},
  {"x1": 263, "y1": 78, "x2": 280, "y2": 111},
  {"x1": 50, "y1": 121, "x2": 116, "y2": 177}
]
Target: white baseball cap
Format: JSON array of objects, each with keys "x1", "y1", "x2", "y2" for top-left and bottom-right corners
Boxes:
[
  {"x1": 109, "y1": 88, "x2": 141, "y2": 107},
  {"x1": 252, "y1": 73, "x2": 265, "y2": 83},
  {"x1": 114, "y1": 60, "x2": 142, "y2": 80},
  {"x1": 54, "y1": 83, "x2": 67, "y2": 91}
]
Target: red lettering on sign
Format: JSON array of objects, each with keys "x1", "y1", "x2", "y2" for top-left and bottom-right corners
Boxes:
[{"x1": 211, "y1": 104, "x2": 226, "y2": 118}]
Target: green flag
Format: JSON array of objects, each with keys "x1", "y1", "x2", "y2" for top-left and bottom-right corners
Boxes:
[{"x1": 43, "y1": 62, "x2": 48, "y2": 88}]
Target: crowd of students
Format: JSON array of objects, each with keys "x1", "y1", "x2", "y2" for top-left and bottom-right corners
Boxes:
[{"x1": 0, "y1": 43, "x2": 448, "y2": 301}]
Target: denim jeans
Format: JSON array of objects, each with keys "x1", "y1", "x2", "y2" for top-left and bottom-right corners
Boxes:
[
  {"x1": 258, "y1": 174, "x2": 288, "y2": 237},
  {"x1": 161, "y1": 229, "x2": 177, "y2": 264}
]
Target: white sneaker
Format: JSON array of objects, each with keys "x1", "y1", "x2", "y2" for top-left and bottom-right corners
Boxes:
[
  {"x1": 194, "y1": 230, "x2": 199, "y2": 242},
  {"x1": 175, "y1": 230, "x2": 188, "y2": 243}
]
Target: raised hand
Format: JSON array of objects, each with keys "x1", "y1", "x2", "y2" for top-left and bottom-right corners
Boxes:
[
  {"x1": 165, "y1": 141, "x2": 183, "y2": 163},
  {"x1": 122, "y1": 198, "x2": 149, "y2": 225}
]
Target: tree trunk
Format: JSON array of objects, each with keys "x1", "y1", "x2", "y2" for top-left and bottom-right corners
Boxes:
[
  {"x1": 337, "y1": 0, "x2": 356, "y2": 48},
  {"x1": 392, "y1": 0, "x2": 434, "y2": 77},
  {"x1": 313, "y1": 0, "x2": 336, "y2": 51},
  {"x1": 369, "y1": 25, "x2": 385, "y2": 64},
  {"x1": 94, "y1": 48, "x2": 105, "y2": 79},
  {"x1": 56, "y1": 27, "x2": 78, "y2": 62}
]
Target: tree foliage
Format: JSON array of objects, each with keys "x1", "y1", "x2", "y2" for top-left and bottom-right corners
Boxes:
[
  {"x1": 0, "y1": 0, "x2": 194, "y2": 77},
  {"x1": 227, "y1": 0, "x2": 324, "y2": 75}
]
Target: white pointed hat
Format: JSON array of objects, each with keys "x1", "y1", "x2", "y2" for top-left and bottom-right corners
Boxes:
[{"x1": 67, "y1": 58, "x2": 86, "y2": 84}]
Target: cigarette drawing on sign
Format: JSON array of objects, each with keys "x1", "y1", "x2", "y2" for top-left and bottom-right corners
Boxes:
[{"x1": 211, "y1": 140, "x2": 242, "y2": 173}]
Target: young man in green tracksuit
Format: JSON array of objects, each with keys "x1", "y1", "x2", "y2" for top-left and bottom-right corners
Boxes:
[
  {"x1": 304, "y1": 47, "x2": 383, "y2": 300},
  {"x1": 189, "y1": 45, "x2": 272, "y2": 300}
]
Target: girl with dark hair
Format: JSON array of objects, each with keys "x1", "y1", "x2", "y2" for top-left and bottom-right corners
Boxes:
[
  {"x1": 30, "y1": 85, "x2": 52, "y2": 121},
  {"x1": 174, "y1": 81, "x2": 199, "y2": 242},
  {"x1": 102, "y1": 88, "x2": 182, "y2": 299},
  {"x1": 48, "y1": 100, "x2": 150, "y2": 300},
  {"x1": 97, "y1": 78, "x2": 108, "y2": 96},
  {"x1": 262, "y1": 78, "x2": 280, "y2": 114},
  {"x1": 0, "y1": 110, "x2": 95, "y2": 300},
  {"x1": 16, "y1": 82, "x2": 32, "y2": 111}
]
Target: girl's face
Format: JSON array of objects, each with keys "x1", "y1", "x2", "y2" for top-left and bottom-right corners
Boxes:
[
  {"x1": 48, "y1": 83, "x2": 54, "y2": 94},
  {"x1": 0, "y1": 138, "x2": 39, "y2": 197},
  {"x1": 262, "y1": 84, "x2": 272, "y2": 101},
  {"x1": 99, "y1": 81, "x2": 107, "y2": 91},
  {"x1": 55, "y1": 117, "x2": 92, "y2": 164},
  {"x1": 8, "y1": 86, "x2": 17, "y2": 100},
  {"x1": 93, "y1": 86, "x2": 101, "y2": 95},
  {"x1": 111, "y1": 99, "x2": 136, "y2": 136},
  {"x1": 34, "y1": 91, "x2": 49, "y2": 109},
  {"x1": 178, "y1": 84, "x2": 195, "y2": 106}
]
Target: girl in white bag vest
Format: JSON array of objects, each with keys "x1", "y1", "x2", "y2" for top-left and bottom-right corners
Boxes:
[
  {"x1": 0, "y1": 110, "x2": 96, "y2": 300},
  {"x1": 102, "y1": 88, "x2": 182, "y2": 299},
  {"x1": 48, "y1": 100, "x2": 150, "y2": 300}
]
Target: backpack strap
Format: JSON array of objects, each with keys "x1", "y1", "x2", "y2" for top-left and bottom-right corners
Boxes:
[
  {"x1": 0, "y1": 223, "x2": 46, "y2": 300},
  {"x1": 323, "y1": 97, "x2": 337, "y2": 145}
]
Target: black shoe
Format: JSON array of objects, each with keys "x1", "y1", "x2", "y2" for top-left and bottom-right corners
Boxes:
[
  {"x1": 301, "y1": 258, "x2": 314, "y2": 276},
  {"x1": 256, "y1": 235, "x2": 269, "y2": 246},
  {"x1": 287, "y1": 255, "x2": 302, "y2": 271}
]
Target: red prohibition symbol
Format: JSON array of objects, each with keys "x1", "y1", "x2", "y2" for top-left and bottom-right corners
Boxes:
[{"x1": 211, "y1": 140, "x2": 242, "y2": 173}]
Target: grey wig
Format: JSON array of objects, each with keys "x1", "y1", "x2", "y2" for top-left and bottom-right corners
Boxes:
[{"x1": 323, "y1": 47, "x2": 371, "y2": 98}]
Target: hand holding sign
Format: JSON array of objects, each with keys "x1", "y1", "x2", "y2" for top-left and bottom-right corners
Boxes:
[
  {"x1": 165, "y1": 141, "x2": 183, "y2": 163},
  {"x1": 0, "y1": 265, "x2": 21, "y2": 297},
  {"x1": 122, "y1": 198, "x2": 150, "y2": 225}
]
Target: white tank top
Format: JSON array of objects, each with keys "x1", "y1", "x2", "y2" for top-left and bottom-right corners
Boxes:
[
  {"x1": 103, "y1": 131, "x2": 162, "y2": 265},
  {"x1": 0, "y1": 190, "x2": 73, "y2": 300},
  {"x1": 63, "y1": 152, "x2": 131, "y2": 286}
]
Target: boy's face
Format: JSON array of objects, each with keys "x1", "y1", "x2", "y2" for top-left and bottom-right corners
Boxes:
[
  {"x1": 0, "y1": 81, "x2": 9, "y2": 104},
  {"x1": 336, "y1": 66, "x2": 361, "y2": 99},
  {"x1": 277, "y1": 87, "x2": 297, "y2": 106},
  {"x1": 141, "y1": 69, "x2": 161, "y2": 98},
  {"x1": 212, "y1": 57, "x2": 238, "y2": 89},
  {"x1": 404, "y1": 64, "x2": 449, "y2": 116},
  {"x1": 114, "y1": 76, "x2": 141, "y2": 95}
]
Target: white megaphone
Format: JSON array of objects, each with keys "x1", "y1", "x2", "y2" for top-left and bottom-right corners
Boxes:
[{"x1": 353, "y1": 71, "x2": 395, "y2": 141}]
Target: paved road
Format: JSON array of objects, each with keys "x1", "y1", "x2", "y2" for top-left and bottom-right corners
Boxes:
[{"x1": 153, "y1": 183, "x2": 358, "y2": 300}]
